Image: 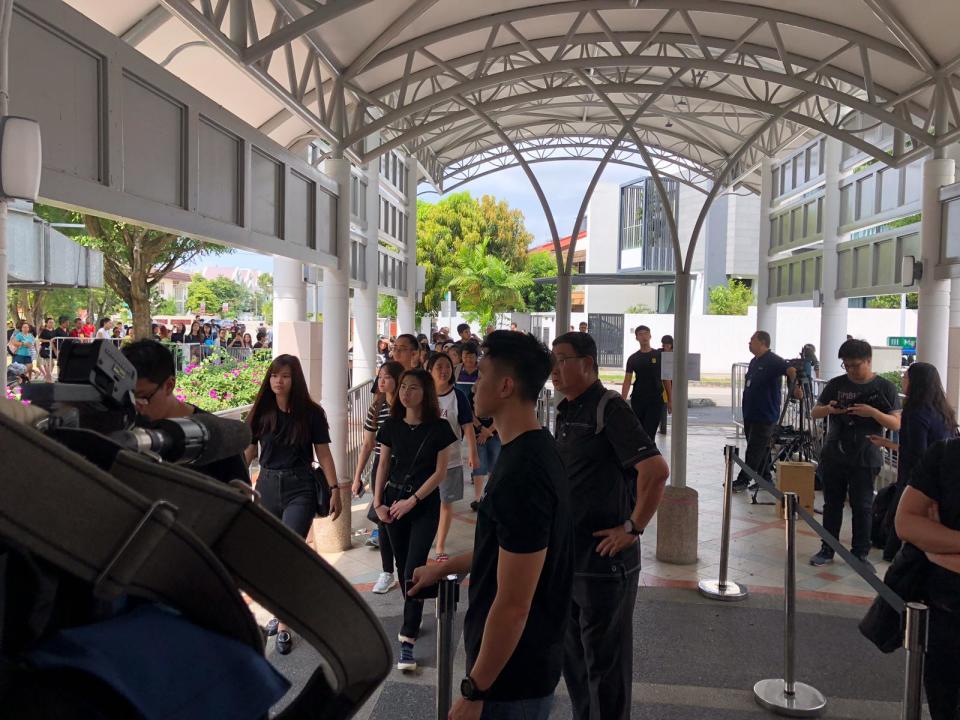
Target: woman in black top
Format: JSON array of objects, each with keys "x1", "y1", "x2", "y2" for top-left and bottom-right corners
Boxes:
[
  {"x1": 244, "y1": 353, "x2": 341, "y2": 655},
  {"x1": 374, "y1": 368, "x2": 457, "y2": 672},
  {"x1": 870, "y1": 362, "x2": 957, "y2": 559},
  {"x1": 896, "y1": 440, "x2": 960, "y2": 720}
]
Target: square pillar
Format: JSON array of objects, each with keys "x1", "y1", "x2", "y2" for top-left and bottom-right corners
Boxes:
[
  {"x1": 273, "y1": 255, "x2": 307, "y2": 352},
  {"x1": 352, "y1": 143, "x2": 382, "y2": 386},
  {"x1": 756, "y1": 156, "x2": 777, "y2": 342}
]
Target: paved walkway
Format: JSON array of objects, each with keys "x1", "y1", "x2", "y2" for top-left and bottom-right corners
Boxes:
[{"x1": 256, "y1": 416, "x2": 911, "y2": 718}]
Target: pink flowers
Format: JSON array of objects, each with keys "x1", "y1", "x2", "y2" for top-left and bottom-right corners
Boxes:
[{"x1": 209, "y1": 389, "x2": 218, "y2": 398}]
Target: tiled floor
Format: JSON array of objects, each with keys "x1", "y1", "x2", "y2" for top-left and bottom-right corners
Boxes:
[{"x1": 309, "y1": 420, "x2": 886, "y2": 606}]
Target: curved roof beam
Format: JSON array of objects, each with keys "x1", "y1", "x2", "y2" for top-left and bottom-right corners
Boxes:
[
  {"x1": 441, "y1": 154, "x2": 710, "y2": 195},
  {"x1": 442, "y1": 136, "x2": 714, "y2": 184},
  {"x1": 345, "y1": 55, "x2": 931, "y2": 153},
  {"x1": 361, "y1": 83, "x2": 904, "y2": 171}
]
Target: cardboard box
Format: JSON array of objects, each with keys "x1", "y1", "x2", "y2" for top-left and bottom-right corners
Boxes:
[{"x1": 776, "y1": 461, "x2": 815, "y2": 516}]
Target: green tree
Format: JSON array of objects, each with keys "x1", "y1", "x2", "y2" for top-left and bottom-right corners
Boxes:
[
  {"x1": 416, "y1": 192, "x2": 534, "y2": 315},
  {"x1": 444, "y1": 240, "x2": 532, "y2": 326},
  {"x1": 708, "y1": 279, "x2": 754, "y2": 315},
  {"x1": 378, "y1": 293, "x2": 398, "y2": 319},
  {"x1": 186, "y1": 274, "x2": 221, "y2": 314},
  {"x1": 34, "y1": 205, "x2": 229, "y2": 338},
  {"x1": 520, "y1": 251, "x2": 559, "y2": 312},
  {"x1": 208, "y1": 277, "x2": 249, "y2": 314},
  {"x1": 867, "y1": 293, "x2": 918, "y2": 309}
]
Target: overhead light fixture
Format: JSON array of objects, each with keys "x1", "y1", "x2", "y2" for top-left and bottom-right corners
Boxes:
[
  {"x1": 0, "y1": 116, "x2": 42, "y2": 201},
  {"x1": 677, "y1": 99, "x2": 687, "y2": 106},
  {"x1": 665, "y1": 120, "x2": 674, "y2": 128}
]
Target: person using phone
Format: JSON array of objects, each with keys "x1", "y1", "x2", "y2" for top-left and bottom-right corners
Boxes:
[
  {"x1": 810, "y1": 339, "x2": 900, "y2": 570},
  {"x1": 373, "y1": 368, "x2": 457, "y2": 672}
]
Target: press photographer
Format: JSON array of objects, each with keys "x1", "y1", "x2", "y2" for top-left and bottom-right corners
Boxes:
[{"x1": 810, "y1": 339, "x2": 901, "y2": 570}]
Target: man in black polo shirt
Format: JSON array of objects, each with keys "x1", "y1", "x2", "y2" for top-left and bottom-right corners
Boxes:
[
  {"x1": 621, "y1": 325, "x2": 666, "y2": 440},
  {"x1": 734, "y1": 330, "x2": 799, "y2": 492},
  {"x1": 552, "y1": 331, "x2": 669, "y2": 720},
  {"x1": 411, "y1": 331, "x2": 571, "y2": 720}
]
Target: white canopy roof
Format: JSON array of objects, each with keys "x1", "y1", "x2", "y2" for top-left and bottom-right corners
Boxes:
[{"x1": 64, "y1": 0, "x2": 960, "y2": 192}]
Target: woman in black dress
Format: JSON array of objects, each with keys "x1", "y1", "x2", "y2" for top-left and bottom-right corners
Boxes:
[
  {"x1": 244, "y1": 354, "x2": 342, "y2": 655},
  {"x1": 374, "y1": 368, "x2": 456, "y2": 672}
]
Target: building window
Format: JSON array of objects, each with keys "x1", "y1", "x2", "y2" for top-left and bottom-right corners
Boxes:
[{"x1": 620, "y1": 183, "x2": 645, "y2": 250}]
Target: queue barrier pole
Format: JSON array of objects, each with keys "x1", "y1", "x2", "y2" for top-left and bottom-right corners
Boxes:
[
  {"x1": 698, "y1": 445, "x2": 748, "y2": 601},
  {"x1": 753, "y1": 492, "x2": 827, "y2": 718},
  {"x1": 436, "y1": 574, "x2": 460, "y2": 720},
  {"x1": 901, "y1": 602, "x2": 929, "y2": 720}
]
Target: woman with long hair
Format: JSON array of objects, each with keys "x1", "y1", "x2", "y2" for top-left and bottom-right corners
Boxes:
[
  {"x1": 352, "y1": 361, "x2": 404, "y2": 594},
  {"x1": 870, "y1": 361, "x2": 957, "y2": 559},
  {"x1": 184, "y1": 320, "x2": 202, "y2": 344},
  {"x1": 374, "y1": 368, "x2": 457, "y2": 671},
  {"x1": 244, "y1": 354, "x2": 342, "y2": 655},
  {"x1": 426, "y1": 352, "x2": 478, "y2": 561}
]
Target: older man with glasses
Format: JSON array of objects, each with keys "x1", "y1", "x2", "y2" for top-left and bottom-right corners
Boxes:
[{"x1": 550, "y1": 331, "x2": 669, "y2": 720}]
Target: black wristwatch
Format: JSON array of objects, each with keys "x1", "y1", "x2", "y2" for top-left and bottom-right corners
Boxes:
[
  {"x1": 460, "y1": 675, "x2": 489, "y2": 702},
  {"x1": 623, "y1": 519, "x2": 644, "y2": 536}
]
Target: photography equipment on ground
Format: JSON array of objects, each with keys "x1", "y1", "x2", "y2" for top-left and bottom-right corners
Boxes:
[{"x1": 1, "y1": 340, "x2": 391, "y2": 718}]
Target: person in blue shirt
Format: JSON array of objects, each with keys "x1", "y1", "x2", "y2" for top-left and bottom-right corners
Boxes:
[
  {"x1": 11, "y1": 322, "x2": 38, "y2": 380},
  {"x1": 734, "y1": 330, "x2": 799, "y2": 492}
]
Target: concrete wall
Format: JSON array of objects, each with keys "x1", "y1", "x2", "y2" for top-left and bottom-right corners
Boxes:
[
  {"x1": 533, "y1": 307, "x2": 918, "y2": 374},
  {"x1": 726, "y1": 191, "x2": 761, "y2": 279}
]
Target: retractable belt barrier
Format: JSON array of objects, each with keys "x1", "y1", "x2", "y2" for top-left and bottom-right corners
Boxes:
[{"x1": 708, "y1": 447, "x2": 929, "y2": 720}]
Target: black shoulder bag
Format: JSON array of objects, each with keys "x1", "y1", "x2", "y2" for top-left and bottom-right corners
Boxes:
[{"x1": 313, "y1": 464, "x2": 334, "y2": 518}]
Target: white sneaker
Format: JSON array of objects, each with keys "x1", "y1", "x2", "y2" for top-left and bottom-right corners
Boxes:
[{"x1": 372, "y1": 572, "x2": 397, "y2": 594}]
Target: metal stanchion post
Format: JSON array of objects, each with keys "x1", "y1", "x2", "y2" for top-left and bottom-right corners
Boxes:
[
  {"x1": 436, "y1": 574, "x2": 460, "y2": 720},
  {"x1": 699, "y1": 445, "x2": 748, "y2": 601},
  {"x1": 754, "y1": 492, "x2": 827, "y2": 717},
  {"x1": 901, "y1": 602, "x2": 929, "y2": 720}
]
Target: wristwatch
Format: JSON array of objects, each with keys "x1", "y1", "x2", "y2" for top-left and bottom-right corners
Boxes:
[
  {"x1": 460, "y1": 675, "x2": 489, "y2": 702},
  {"x1": 623, "y1": 519, "x2": 644, "y2": 536}
]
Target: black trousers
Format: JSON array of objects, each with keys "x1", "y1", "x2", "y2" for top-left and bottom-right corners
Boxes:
[
  {"x1": 383, "y1": 488, "x2": 441, "y2": 640},
  {"x1": 737, "y1": 421, "x2": 775, "y2": 485},
  {"x1": 563, "y1": 572, "x2": 639, "y2": 720},
  {"x1": 258, "y1": 466, "x2": 316, "y2": 539},
  {"x1": 631, "y1": 398, "x2": 663, "y2": 442},
  {"x1": 658, "y1": 403, "x2": 668, "y2": 434},
  {"x1": 372, "y1": 457, "x2": 395, "y2": 574},
  {"x1": 819, "y1": 461, "x2": 876, "y2": 558},
  {"x1": 926, "y1": 606, "x2": 960, "y2": 720}
]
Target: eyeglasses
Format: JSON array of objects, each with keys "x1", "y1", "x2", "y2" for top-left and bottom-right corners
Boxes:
[
  {"x1": 134, "y1": 382, "x2": 164, "y2": 405},
  {"x1": 552, "y1": 355, "x2": 585, "y2": 367},
  {"x1": 841, "y1": 360, "x2": 865, "y2": 370}
]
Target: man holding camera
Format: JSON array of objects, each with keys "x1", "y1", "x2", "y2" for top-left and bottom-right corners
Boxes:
[
  {"x1": 122, "y1": 340, "x2": 249, "y2": 485},
  {"x1": 810, "y1": 339, "x2": 900, "y2": 569}
]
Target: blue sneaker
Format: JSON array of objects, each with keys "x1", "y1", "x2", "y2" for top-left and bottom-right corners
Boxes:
[
  {"x1": 366, "y1": 528, "x2": 380, "y2": 548},
  {"x1": 397, "y1": 641, "x2": 416, "y2": 671}
]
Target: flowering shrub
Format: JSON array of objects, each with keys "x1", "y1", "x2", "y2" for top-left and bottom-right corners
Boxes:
[
  {"x1": 175, "y1": 349, "x2": 272, "y2": 412},
  {"x1": 4, "y1": 385, "x2": 29, "y2": 405}
]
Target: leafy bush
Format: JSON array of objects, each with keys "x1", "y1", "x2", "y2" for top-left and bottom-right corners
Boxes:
[
  {"x1": 708, "y1": 279, "x2": 754, "y2": 315},
  {"x1": 174, "y1": 349, "x2": 272, "y2": 412},
  {"x1": 879, "y1": 370, "x2": 903, "y2": 392}
]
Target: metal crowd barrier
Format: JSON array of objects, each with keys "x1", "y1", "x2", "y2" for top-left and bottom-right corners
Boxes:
[
  {"x1": 345, "y1": 378, "x2": 375, "y2": 483},
  {"x1": 436, "y1": 575, "x2": 461, "y2": 719},
  {"x1": 536, "y1": 386, "x2": 556, "y2": 433},
  {"x1": 703, "y1": 445, "x2": 927, "y2": 719}
]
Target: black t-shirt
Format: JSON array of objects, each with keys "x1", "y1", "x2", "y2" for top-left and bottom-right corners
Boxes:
[
  {"x1": 38, "y1": 328, "x2": 55, "y2": 358},
  {"x1": 376, "y1": 417, "x2": 457, "y2": 492},
  {"x1": 190, "y1": 407, "x2": 251, "y2": 485},
  {"x1": 626, "y1": 349, "x2": 663, "y2": 406},
  {"x1": 817, "y1": 374, "x2": 900, "y2": 468},
  {"x1": 908, "y1": 439, "x2": 960, "y2": 612},
  {"x1": 556, "y1": 381, "x2": 660, "y2": 575},
  {"x1": 464, "y1": 428, "x2": 573, "y2": 702},
  {"x1": 254, "y1": 406, "x2": 331, "y2": 470}
]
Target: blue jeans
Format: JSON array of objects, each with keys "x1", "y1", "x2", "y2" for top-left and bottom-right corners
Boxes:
[
  {"x1": 473, "y1": 433, "x2": 502, "y2": 477},
  {"x1": 481, "y1": 694, "x2": 554, "y2": 719}
]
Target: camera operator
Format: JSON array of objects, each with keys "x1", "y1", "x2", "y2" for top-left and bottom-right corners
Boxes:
[
  {"x1": 121, "y1": 340, "x2": 249, "y2": 485},
  {"x1": 734, "y1": 331, "x2": 800, "y2": 492},
  {"x1": 810, "y1": 339, "x2": 901, "y2": 569}
]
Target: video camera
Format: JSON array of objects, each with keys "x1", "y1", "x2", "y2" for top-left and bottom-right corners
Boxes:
[{"x1": 1, "y1": 340, "x2": 390, "y2": 719}]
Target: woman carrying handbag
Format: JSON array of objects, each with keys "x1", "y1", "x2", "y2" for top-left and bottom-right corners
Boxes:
[
  {"x1": 244, "y1": 354, "x2": 341, "y2": 655},
  {"x1": 374, "y1": 368, "x2": 457, "y2": 672}
]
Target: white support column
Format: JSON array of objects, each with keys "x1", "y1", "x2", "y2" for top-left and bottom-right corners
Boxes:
[
  {"x1": 756, "y1": 156, "x2": 777, "y2": 341},
  {"x1": 319, "y1": 156, "x2": 353, "y2": 551},
  {"x1": 352, "y1": 154, "x2": 381, "y2": 386},
  {"x1": 917, "y1": 158, "x2": 955, "y2": 379},
  {"x1": 819, "y1": 137, "x2": 847, "y2": 379},
  {"x1": 949, "y1": 279, "x2": 960, "y2": 407},
  {"x1": 272, "y1": 255, "x2": 306, "y2": 349},
  {"x1": 397, "y1": 156, "x2": 418, "y2": 334}
]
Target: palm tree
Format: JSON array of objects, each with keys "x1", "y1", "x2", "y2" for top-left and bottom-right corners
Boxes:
[{"x1": 443, "y1": 241, "x2": 533, "y2": 326}]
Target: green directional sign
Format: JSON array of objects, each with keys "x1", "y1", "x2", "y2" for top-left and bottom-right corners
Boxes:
[{"x1": 887, "y1": 336, "x2": 916, "y2": 349}]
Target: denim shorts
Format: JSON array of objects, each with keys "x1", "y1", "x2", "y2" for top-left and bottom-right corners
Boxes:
[
  {"x1": 439, "y1": 466, "x2": 464, "y2": 503},
  {"x1": 473, "y1": 433, "x2": 502, "y2": 477}
]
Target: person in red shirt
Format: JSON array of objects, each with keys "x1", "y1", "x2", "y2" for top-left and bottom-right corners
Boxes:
[
  {"x1": 81, "y1": 319, "x2": 96, "y2": 338},
  {"x1": 69, "y1": 317, "x2": 83, "y2": 338}
]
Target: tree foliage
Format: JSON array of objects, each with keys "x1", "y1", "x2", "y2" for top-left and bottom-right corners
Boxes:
[
  {"x1": 521, "y1": 251, "x2": 559, "y2": 312},
  {"x1": 416, "y1": 192, "x2": 533, "y2": 315},
  {"x1": 8, "y1": 287, "x2": 122, "y2": 329},
  {"x1": 708, "y1": 279, "x2": 754, "y2": 315},
  {"x1": 33, "y1": 204, "x2": 229, "y2": 338},
  {"x1": 443, "y1": 240, "x2": 532, "y2": 326},
  {"x1": 867, "y1": 293, "x2": 918, "y2": 309}
]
